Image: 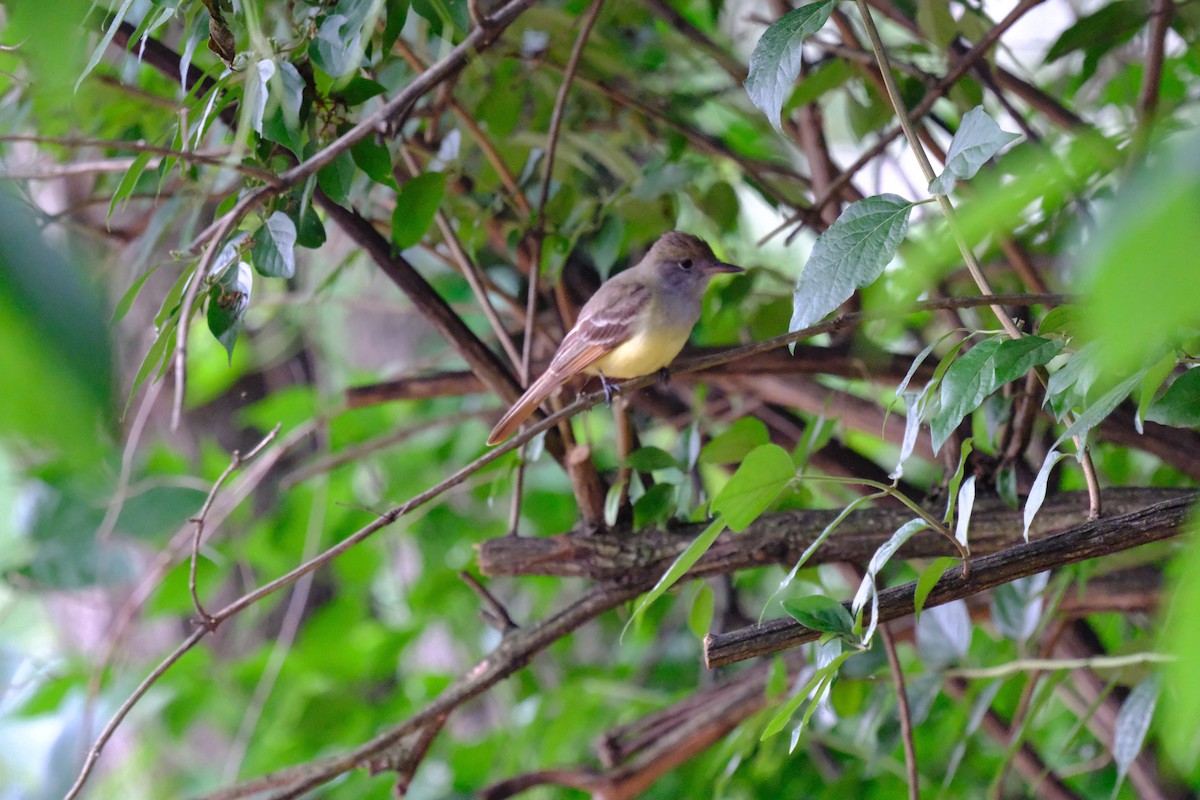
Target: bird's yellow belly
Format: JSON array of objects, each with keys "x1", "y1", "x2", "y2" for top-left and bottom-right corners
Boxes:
[{"x1": 586, "y1": 326, "x2": 691, "y2": 379}]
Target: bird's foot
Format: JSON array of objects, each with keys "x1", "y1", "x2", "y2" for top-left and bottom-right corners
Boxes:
[
  {"x1": 656, "y1": 367, "x2": 671, "y2": 387},
  {"x1": 599, "y1": 373, "x2": 622, "y2": 406}
]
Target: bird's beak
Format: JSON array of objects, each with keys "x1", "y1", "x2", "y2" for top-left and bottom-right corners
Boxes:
[{"x1": 707, "y1": 261, "x2": 744, "y2": 274}]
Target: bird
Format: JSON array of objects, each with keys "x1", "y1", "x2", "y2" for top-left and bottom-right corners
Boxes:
[{"x1": 487, "y1": 231, "x2": 743, "y2": 445}]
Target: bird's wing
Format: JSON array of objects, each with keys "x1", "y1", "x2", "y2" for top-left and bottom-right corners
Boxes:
[{"x1": 549, "y1": 279, "x2": 650, "y2": 376}]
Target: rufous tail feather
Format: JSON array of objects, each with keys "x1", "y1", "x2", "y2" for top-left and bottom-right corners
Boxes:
[{"x1": 487, "y1": 370, "x2": 565, "y2": 445}]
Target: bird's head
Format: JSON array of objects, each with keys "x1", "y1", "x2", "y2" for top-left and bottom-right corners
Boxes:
[{"x1": 647, "y1": 231, "x2": 743, "y2": 295}]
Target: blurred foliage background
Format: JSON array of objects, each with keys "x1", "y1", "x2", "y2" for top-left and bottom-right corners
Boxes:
[{"x1": 1, "y1": 0, "x2": 1199, "y2": 798}]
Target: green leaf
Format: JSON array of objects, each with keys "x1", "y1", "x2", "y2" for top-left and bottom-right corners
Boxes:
[
  {"x1": 698, "y1": 181, "x2": 739, "y2": 232},
  {"x1": 0, "y1": 191, "x2": 113, "y2": 464},
  {"x1": 317, "y1": 150, "x2": 356, "y2": 205},
  {"x1": 1145, "y1": 368, "x2": 1200, "y2": 428},
  {"x1": 916, "y1": 0, "x2": 958, "y2": 50},
  {"x1": 700, "y1": 417, "x2": 769, "y2": 465},
  {"x1": 930, "y1": 338, "x2": 1003, "y2": 453},
  {"x1": 1045, "y1": 341, "x2": 1101, "y2": 420},
  {"x1": 1114, "y1": 676, "x2": 1160, "y2": 790},
  {"x1": 633, "y1": 483, "x2": 675, "y2": 529},
  {"x1": 391, "y1": 171, "x2": 446, "y2": 250},
  {"x1": 943, "y1": 438, "x2": 974, "y2": 525},
  {"x1": 784, "y1": 58, "x2": 854, "y2": 111},
  {"x1": 251, "y1": 212, "x2": 297, "y2": 278},
  {"x1": 351, "y1": 137, "x2": 395, "y2": 187},
  {"x1": 624, "y1": 518, "x2": 726, "y2": 637},
  {"x1": 782, "y1": 595, "x2": 854, "y2": 636},
  {"x1": 625, "y1": 446, "x2": 680, "y2": 472},
  {"x1": 1082, "y1": 135, "x2": 1200, "y2": 376},
  {"x1": 111, "y1": 264, "x2": 161, "y2": 324},
  {"x1": 260, "y1": 60, "x2": 306, "y2": 157},
  {"x1": 335, "y1": 77, "x2": 387, "y2": 107},
  {"x1": 992, "y1": 336, "x2": 1061, "y2": 387},
  {"x1": 382, "y1": 0, "x2": 410, "y2": 52},
  {"x1": 790, "y1": 194, "x2": 913, "y2": 334},
  {"x1": 76, "y1": 0, "x2": 136, "y2": 91},
  {"x1": 890, "y1": 392, "x2": 922, "y2": 480},
  {"x1": 688, "y1": 583, "x2": 714, "y2": 639},
  {"x1": 1136, "y1": 352, "x2": 1178, "y2": 433},
  {"x1": 762, "y1": 646, "x2": 853, "y2": 740},
  {"x1": 744, "y1": 1, "x2": 835, "y2": 132},
  {"x1": 1045, "y1": 1, "x2": 1147, "y2": 64},
  {"x1": 309, "y1": 0, "x2": 384, "y2": 77},
  {"x1": 109, "y1": 150, "x2": 155, "y2": 221},
  {"x1": 206, "y1": 260, "x2": 252, "y2": 361},
  {"x1": 1038, "y1": 304, "x2": 1081, "y2": 339},
  {"x1": 928, "y1": 106, "x2": 1021, "y2": 195},
  {"x1": 710, "y1": 444, "x2": 794, "y2": 532},
  {"x1": 1055, "y1": 369, "x2": 1144, "y2": 446},
  {"x1": 914, "y1": 557, "x2": 959, "y2": 622}
]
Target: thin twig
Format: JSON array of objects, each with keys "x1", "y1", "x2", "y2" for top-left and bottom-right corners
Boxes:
[
  {"x1": 399, "y1": 148, "x2": 523, "y2": 367},
  {"x1": 512, "y1": 0, "x2": 606, "y2": 527},
  {"x1": 460, "y1": 571, "x2": 519, "y2": 632},
  {"x1": 881, "y1": 626, "x2": 918, "y2": 800},
  {"x1": 65, "y1": 628, "x2": 209, "y2": 800},
  {"x1": 189, "y1": 425, "x2": 283, "y2": 623},
  {"x1": 945, "y1": 652, "x2": 1173, "y2": 681}
]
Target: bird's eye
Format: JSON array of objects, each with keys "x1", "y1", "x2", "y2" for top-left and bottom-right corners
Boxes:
[{"x1": 680, "y1": 258, "x2": 693, "y2": 270}]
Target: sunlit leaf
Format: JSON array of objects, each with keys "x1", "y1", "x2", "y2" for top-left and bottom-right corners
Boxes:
[
  {"x1": 624, "y1": 518, "x2": 726, "y2": 636},
  {"x1": 700, "y1": 417, "x2": 770, "y2": 465},
  {"x1": 710, "y1": 444, "x2": 794, "y2": 532}
]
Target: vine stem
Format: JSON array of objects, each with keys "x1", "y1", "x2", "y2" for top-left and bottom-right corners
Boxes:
[
  {"x1": 881, "y1": 626, "x2": 919, "y2": 800},
  {"x1": 854, "y1": 1, "x2": 1102, "y2": 520},
  {"x1": 802, "y1": 474, "x2": 970, "y2": 571},
  {"x1": 853, "y1": 0, "x2": 1020, "y2": 341}
]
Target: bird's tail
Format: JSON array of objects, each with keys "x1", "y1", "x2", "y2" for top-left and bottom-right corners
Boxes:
[{"x1": 487, "y1": 370, "x2": 565, "y2": 445}]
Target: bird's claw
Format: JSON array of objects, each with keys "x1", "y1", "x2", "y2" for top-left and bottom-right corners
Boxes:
[
  {"x1": 656, "y1": 368, "x2": 671, "y2": 387},
  {"x1": 599, "y1": 373, "x2": 621, "y2": 406}
]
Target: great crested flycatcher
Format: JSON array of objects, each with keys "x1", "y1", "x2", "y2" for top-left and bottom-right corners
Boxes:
[{"x1": 487, "y1": 231, "x2": 743, "y2": 445}]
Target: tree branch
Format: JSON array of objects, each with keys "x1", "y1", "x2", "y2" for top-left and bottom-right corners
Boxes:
[
  {"x1": 704, "y1": 493, "x2": 1194, "y2": 667},
  {"x1": 480, "y1": 488, "x2": 1189, "y2": 581}
]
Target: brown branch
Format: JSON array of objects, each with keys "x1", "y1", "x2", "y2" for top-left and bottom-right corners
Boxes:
[
  {"x1": 313, "y1": 191, "x2": 523, "y2": 405},
  {"x1": 199, "y1": 582, "x2": 644, "y2": 800},
  {"x1": 478, "y1": 488, "x2": 1187, "y2": 580},
  {"x1": 704, "y1": 493, "x2": 1194, "y2": 667},
  {"x1": 345, "y1": 343, "x2": 935, "y2": 405},
  {"x1": 1138, "y1": 0, "x2": 1174, "y2": 127},
  {"x1": 517, "y1": 0, "x2": 608, "y2": 529}
]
